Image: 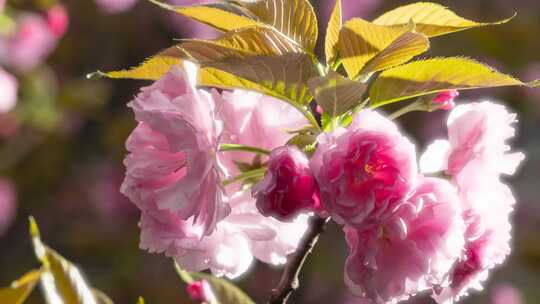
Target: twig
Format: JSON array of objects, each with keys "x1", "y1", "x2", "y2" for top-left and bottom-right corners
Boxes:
[{"x1": 269, "y1": 216, "x2": 329, "y2": 304}]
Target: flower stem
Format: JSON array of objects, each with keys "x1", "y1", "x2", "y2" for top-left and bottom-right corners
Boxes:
[
  {"x1": 219, "y1": 144, "x2": 270, "y2": 155},
  {"x1": 268, "y1": 216, "x2": 330, "y2": 304},
  {"x1": 222, "y1": 167, "x2": 267, "y2": 186}
]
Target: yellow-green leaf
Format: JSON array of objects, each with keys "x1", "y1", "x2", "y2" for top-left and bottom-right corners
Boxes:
[
  {"x1": 136, "y1": 297, "x2": 145, "y2": 304},
  {"x1": 325, "y1": 0, "x2": 342, "y2": 65},
  {"x1": 92, "y1": 47, "x2": 184, "y2": 80},
  {"x1": 238, "y1": 0, "x2": 318, "y2": 51},
  {"x1": 200, "y1": 53, "x2": 317, "y2": 105},
  {"x1": 179, "y1": 25, "x2": 304, "y2": 63},
  {"x1": 93, "y1": 289, "x2": 114, "y2": 304},
  {"x1": 29, "y1": 217, "x2": 105, "y2": 304},
  {"x1": 191, "y1": 273, "x2": 255, "y2": 304},
  {"x1": 370, "y1": 57, "x2": 532, "y2": 107},
  {"x1": 0, "y1": 270, "x2": 42, "y2": 304},
  {"x1": 308, "y1": 71, "x2": 367, "y2": 117},
  {"x1": 149, "y1": 0, "x2": 257, "y2": 32},
  {"x1": 338, "y1": 18, "x2": 411, "y2": 79},
  {"x1": 361, "y1": 29, "x2": 429, "y2": 75},
  {"x1": 372, "y1": 2, "x2": 513, "y2": 38}
]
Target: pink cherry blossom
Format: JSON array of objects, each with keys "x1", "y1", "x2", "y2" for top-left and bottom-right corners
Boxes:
[
  {"x1": 311, "y1": 109, "x2": 417, "y2": 227},
  {"x1": 344, "y1": 177, "x2": 465, "y2": 303},
  {"x1": 0, "y1": 178, "x2": 17, "y2": 237},
  {"x1": 94, "y1": 0, "x2": 138, "y2": 14},
  {"x1": 421, "y1": 101, "x2": 524, "y2": 176},
  {"x1": 420, "y1": 101, "x2": 524, "y2": 303},
  {"x1": 0, "y1": 68, "x2": 17, "y2": 113},
  {"x1": 0, "y1": 13, "x2": 57, "y2": 72},
  {"x1": 46, "y1": 5, "x2": 69, "y2": 38},
  {"x1": 186, "y1": 280, "x2": 216, "y2": 303},
  {"x1": 139, "y1": 188, "x2": 308, "y2": 278},
  {"x1": 253, "y1": 146, "x2": 320, "y2": 221},
  {"x1": 432, "y1": 90, "x2": 459, "y2": 110},
  {"x1": 121, "y1": 63, "x2": 229, "y2": 236},
  {"x1": 126, "y1": 74, "x2": 309, "y2": 278}
]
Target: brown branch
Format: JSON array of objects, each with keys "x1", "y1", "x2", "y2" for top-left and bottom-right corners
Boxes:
[{"x1": 269, "y1": 216, "x2": 329, "y2": 304}]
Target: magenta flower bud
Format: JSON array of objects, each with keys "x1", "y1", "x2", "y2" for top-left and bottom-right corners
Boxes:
[
  {"x1": 186, "y1": 280, "x2": 215, "y2": 303},
  {"x1": 46, "y1": 5, "x2": 69, "y2": 38},
  {"x1": 432, "y1": 90, "x2": 459, "y2": 110},
  {"x1": 252, "y1": 146, "x2": 320, "y2": 222}
]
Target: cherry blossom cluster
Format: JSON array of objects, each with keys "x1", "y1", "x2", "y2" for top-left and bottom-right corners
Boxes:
[{"x1": 121, "y1": 62, "x2": 524, "y2": 303}]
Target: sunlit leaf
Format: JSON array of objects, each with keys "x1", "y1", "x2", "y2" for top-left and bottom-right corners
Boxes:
[
  {"x1": 93, "y1": 289, "x2": 114, "y2": 304},
  {"x1": 179, "y1": 25, "x2": 304, "y2": 63},
  {"x1": 200, "y1": 53, "x2": 317, "y2": 105},
  {"x1": 369, "y1": 57, "x2": 535, "y2": 107},
  {"x1": 372, "y1": 2, "x2": 514, "y2": 38},
  {"x1": 361, "y1": 29, "x2": 429, "y2": 75},
  {"x1": 237, "y1": 0, "x2": 318, "y2": 50},
  {"x1": 0, "y1": 270, "x2": 42, "y2": 304},
  {"x1": 190, "y1": 273, "x2": 255, "y2": 304},
  {"x1": 29, "y1": 217, "x2": 105, "y2": 304},
  {"x1": 148, "y1": 0, "x2": 258, "y2": 32},
  {"x1": 308, "y1": 71, "x2": 366, "y2": 117},
  {"x1": 325, "y1": 0, "x2": 342, "y2": 65},
  {"x1": 338, "y1": 18, "x2": 412, "y2": 79},
  {"x1": 90, "y1": 47, "x2": 184, "y2": 80}
]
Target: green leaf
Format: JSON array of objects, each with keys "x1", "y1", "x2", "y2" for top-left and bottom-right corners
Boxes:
[
  {"x1": 237, "y1": 0, "x2": 318, "y2": 51},
  {"x1": 308, "y1": 71, "x2": 367, "y2": 117},
  {"x1": 149, "y1": 0, "x2": 258, "y2": 32},
  {"x1": 360, "y1": 28, "x2": 429, "y2": 75},
  {"x1": 0, "y1": 270, "x2": 43, "y2": 304},
  {"x1": 200, "y1": 53, "x2": 317, "y2": 105},
  {"x1": 369, "y1": 57, "x2": 534, "y2": 107},
  {"x1": 136, "y1": 297, "x2": 145, "y2": 304},
  {"x1": 179, "y1": 25, "x2": 304, "y2": 63},
  {"x1": 91, "y1": 47, "x2": 184, "y2": 80},
  {"x1": 338, "y1": 18, "x2": 413, "y2": 79},
  {"x1": 372, "y1": 2, "x2": 514, "y2": 38},
  {"x1": 325, "y1": 0, "x2": 342, "y2": 66},
  {"x1": 287, "y1": 134, "x2": 317, "y2": 150},
  {"x1": 29, "y1": 217, "x2": 108, "y2": 304},
  {"x1": 190, "y1": 273, "x2": 255, "y2": 304}
]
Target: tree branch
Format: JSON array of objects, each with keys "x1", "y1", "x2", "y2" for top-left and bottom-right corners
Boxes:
[{"x1": 268, "y1": 216, "x2": 329, "y2": 304}]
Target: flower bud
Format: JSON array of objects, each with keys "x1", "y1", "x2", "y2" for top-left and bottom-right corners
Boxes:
[
  {"x1": 186, "y1": 280, "x2": 216, "y2": 303},
  {"x1": 252, "y1": 146, "x2": 320, "y2": 222},
  {"x1": 46, "y1": 5, "x2": 69, "y2": 37},
  {"x1": 432, "y1": 90, "x2": 459, "y2": 110}
]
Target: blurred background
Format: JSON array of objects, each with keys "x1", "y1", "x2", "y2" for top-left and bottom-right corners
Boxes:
[{"x1": 0, "y1": 0, "x2": 538, "y2": 303}]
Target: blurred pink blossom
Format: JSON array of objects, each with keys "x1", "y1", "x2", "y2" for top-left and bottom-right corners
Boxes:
[
  {"x1": 491, "y1": 284, "x2": 523, "y2": 304},
  {"x1": 344, "y1": 177, "x2": 465, "y2": 303},
  {"x1": 46, "y1": 5, "x2": 69, "y2": 37},
  {"x1": 311, "y1": 109, "x2": 417, "y2": 228},
  {"x1": 166, "y1": 0, "x2": 219, "y2": 39},
  {"x1": 94, "y1": 0, "x2": 138, "y2": 14},
  {"x1": 0, "y1": 178, "x2": 16, "y2": 237},
  {"x1": 320, "y1": 0, "x2": 381, "y2": 24},
  {"x1": 0, "y1": 13, "x2": 57, "y2": 72},
  {"x1": 121, "y1": 63, "x2": 229, "y2": 236},
  {"x1": 0, "y1": 67, "x2": 17, "y2": 113},
  {"x1": 253, "y1": 146, "x2": 320, "y2": 221}
]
